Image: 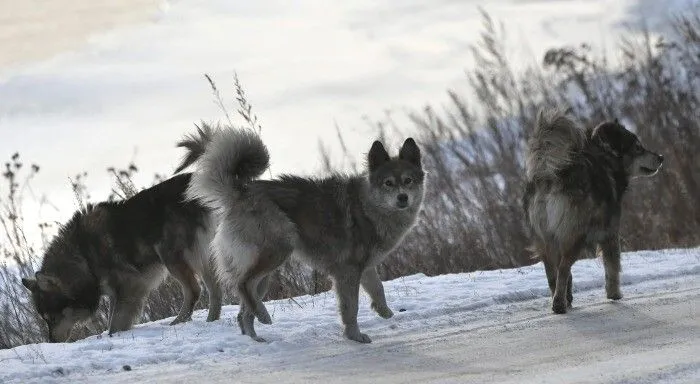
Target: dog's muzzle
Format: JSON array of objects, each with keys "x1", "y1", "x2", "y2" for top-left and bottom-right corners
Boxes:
[
  {"x1": 638, "y1": 152, "x2": 664, "y2": 175},
  {"x1": 397, "y1": 194, "x2": 409, "y2": 209}
]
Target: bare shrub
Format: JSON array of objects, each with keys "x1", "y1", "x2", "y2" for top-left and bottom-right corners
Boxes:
[
  {"x1": 0, "y1": 154, "x2": 46, "y2": 348},
  {"x1": 330, "y1": 11, "x2": 700, "y2": 284}
]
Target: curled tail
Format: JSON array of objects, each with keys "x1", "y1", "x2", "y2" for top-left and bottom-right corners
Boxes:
[
  {"x1": 175, "y1": 122, "x2": 216, "y2": 174},
  {"x1": 178, "y1": 123, "x2": 269, "y2": 210},
  {"x1": 526, "y1": 108, "x2": 586, "y2": 181}
]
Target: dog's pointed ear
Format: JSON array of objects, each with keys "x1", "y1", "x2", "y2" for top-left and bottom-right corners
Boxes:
[
  {"x1": 613, "y1": 117, "x2": 620, "y2": 125},
  {"x1": 591, "y1": 123, "x2": 620, "y2": 157},
  {"x1": 35, "y1": 272, "x2": 64, "y2": 293},
  {"x1": 21, "y1": 277, "x2": 38, "y2": 291},
  {"x1": 399, "y1": 138, "x2": 421, "y2": 167},
  {"x1": 368, "y1": 141, "x2": 390, "y2": 172}
]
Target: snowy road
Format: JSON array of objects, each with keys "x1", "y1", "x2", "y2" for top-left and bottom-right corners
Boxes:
[
  {"x1": 2, "y1": 248, "x2": 698, "y2": 383},
  {"x1": 101, "y1": 278, "x2": 700, "y2": 384}
]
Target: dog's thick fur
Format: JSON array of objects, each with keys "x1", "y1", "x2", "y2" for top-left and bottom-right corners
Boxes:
[
  {"x1": 178, "y1": 125, "x2": 424, "y2": 343},
  {"x1": 22, "y1": 174, "x2": 222, "y2": 342},
  {"x1": 523, "y1": 109, "x2": 664, "y2": 314}
]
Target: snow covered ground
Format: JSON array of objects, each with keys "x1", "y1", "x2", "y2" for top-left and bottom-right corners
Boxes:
[{"x1": 1, "y1": 247, "x2": 698, "y2": 383}]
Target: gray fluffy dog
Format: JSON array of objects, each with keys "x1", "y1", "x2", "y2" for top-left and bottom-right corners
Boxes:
[{"x1": 176, "y1": 125, "x2": 425, "y2": 343}]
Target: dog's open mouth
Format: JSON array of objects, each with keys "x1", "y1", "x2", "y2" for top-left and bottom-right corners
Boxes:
[{"x1": 640, "y1": 166, "x2": 659, "y2": 175}]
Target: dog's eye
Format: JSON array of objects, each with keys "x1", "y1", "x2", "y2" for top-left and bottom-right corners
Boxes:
[
  {"x1": 384, "y1": 179, "x2": 395, "y2": 187},
  {"x1": 403, "y1": 177, "x2": 412, "y2": 185}
]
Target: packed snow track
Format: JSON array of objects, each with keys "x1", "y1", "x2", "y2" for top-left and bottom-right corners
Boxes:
[{"x1": 2, "y1": 248, "x2": 698, "y2": 383}]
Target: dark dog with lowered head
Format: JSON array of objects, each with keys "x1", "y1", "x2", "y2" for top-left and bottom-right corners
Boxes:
[{"x1": 22, "y1": 173, "x2": 221, "y2": 342}]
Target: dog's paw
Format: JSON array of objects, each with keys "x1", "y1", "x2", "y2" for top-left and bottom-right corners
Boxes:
[
  {"x1": 169, "y1": 316, "x2": 191, "y2": 326},
  {"x1": 552, "y1": 299, "x2": 568, "y2": 314},
  {"x1": 607, "y1": 291, "x2": 623, "y2": 300},
  {"x1": 345, "y1": 330, "x2": 372, "y2": 344},
  {"x1": 372, "y1": 303, "x2": 394, "y2": 319},
  {"x1": 256, "y1": 308, "x2": 272, "y2": 325},
  {"x1": 251, "y1": 335, "x2": 267, "y2": 343}
]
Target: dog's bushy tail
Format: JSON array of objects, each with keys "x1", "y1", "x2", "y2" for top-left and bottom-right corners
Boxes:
[
  {"x1": 175, "y1": 122, "x2": 216, "y2": 174},
  {"x1": 526, "y1": 108, "x2": 586, "y2": 181},
  {"x1": 180, "y1": 124, "x2": 269, "y2": 210}
]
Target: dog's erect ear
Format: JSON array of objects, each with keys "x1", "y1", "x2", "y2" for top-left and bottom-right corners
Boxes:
[
  {"x1": 21, "y1": 277, "x2": 38, "y2": 291},
  {"x1": 35, "y1": 272, "x2": 64, "y2": 293},
  {"x1": 613, "y1": 117, "x2": 620, "y2": 125},
  {"x1": 592, "y1": 123, "x2": 622, "y2": 157},
  {"x1": 368, "y1": 141, "x2": 390, "y2": 172},
  {"x1": 399, "y1": 138, "x2": 421, "y2": 167}
]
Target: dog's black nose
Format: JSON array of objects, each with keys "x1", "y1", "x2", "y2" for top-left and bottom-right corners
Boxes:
[
  {"x1": 397, "y1": 194, "x2": 408, "y2": 203},
  {"x1": 658, "y1": 154, "x2": 664, "y2": 163}
]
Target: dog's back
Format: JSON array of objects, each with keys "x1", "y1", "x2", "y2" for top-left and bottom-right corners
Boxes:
[
  {"x1": 525, "y1": 108, "x2": 586, "y2": 182},
  {"x1": 97, "y1": 174, "x2": 206, "y2": 251},
  {"x1": 523, "y1": 109, "x2": 589, "y2": 245}
]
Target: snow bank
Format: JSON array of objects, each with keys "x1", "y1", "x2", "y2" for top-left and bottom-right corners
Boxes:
[{"x1": 1, "y1": 247, "x2": 698, "y2": 383}]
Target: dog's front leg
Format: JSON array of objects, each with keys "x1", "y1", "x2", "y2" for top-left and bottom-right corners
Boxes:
[
  {"x1": 601, "y1": 236, "x2": 623, "y2": 300},
  {"x1": 361, "y1": 267, "x2": 393, "y2": 319},
  {"x1": 333, "y1": 267, "x2": 371, "y2": 343},
  {"x1": 108, "y1": 294, "x2": 145, "y2": 336},
  {"x1": 107, "y1": 295, "x2": 117, "y2": 332}
]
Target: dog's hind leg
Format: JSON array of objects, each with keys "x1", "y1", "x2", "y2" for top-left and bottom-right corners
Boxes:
[
  {"x1": 237, "y1": 274, "x2": 270, "y2": 325},
  {"x1": 189, "y1": 229, "x2": 222, "y2": 322},
  {"x1": 167, "y1": 259, "x2": 202, "y2": 325},
  {"x1": 237, "y1": 246, "x2": 290, "y2": 327},
  {"x1": 543, "y1": 256, "x2": 557, "y2": 296},
  {"x1": 533, "y1": 241, "x2": 557, "y2": 296},
  {"x1": 361, "y1": 268, "x2": 393, "y2": 319},
  {"x1": 201, "y1": 260, "x2": 222, "y2": 322},
  {"x1": 332, "y1": 266, "x2": 371, "y2": 343},
  {"x1": 237, "y1": 275, "x2": 270, "y2": 342},
  {"x1": 552, "y1": 244, "x2": 580, "y2": 314},
  {"x1": 601, "y1": 236, "x2": 623, "y2": 300},
  {"x1": 566, "y1": 274, "x2": 573, "y2": 308},
  {"x1": 236, "y1": 304, "x2": 254, "y2": 338}
]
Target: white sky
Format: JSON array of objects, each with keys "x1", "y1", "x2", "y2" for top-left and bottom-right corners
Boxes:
[{"x1": 0, "y1": 0, "x2": 696, "y2": 240}]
